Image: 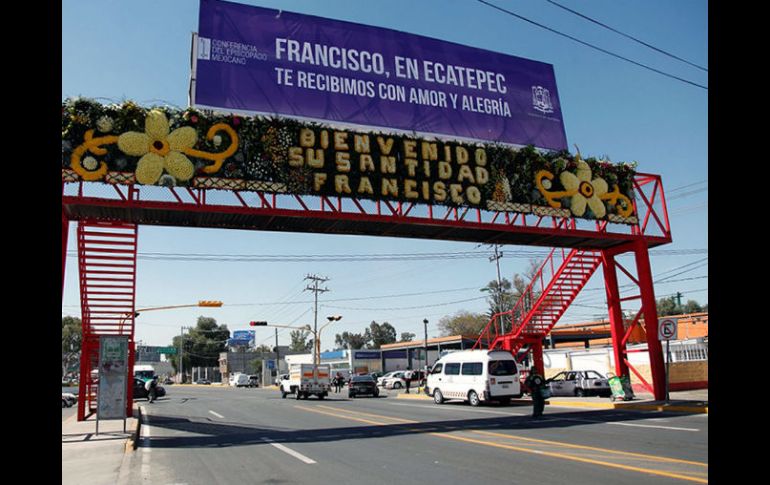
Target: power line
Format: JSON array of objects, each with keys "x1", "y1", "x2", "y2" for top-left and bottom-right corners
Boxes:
[
  {"x1": 544, "y1": 0, "x2": 707, "y2": 72},
  {"x1": 474, "y1": 0, "x2": 707, "y2": 90}
]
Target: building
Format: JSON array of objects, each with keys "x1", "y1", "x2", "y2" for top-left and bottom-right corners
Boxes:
[{"x1": 548, "y1": 312, "x2": 708, "y2": 349}]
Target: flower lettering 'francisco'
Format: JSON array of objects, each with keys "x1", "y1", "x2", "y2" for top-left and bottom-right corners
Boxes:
[
  {"x1": 117, "y1": 110, "x2": 197, "y2": 185},
  {"x1": 559, "y1": 160, "x2": 608, "y2": 218}
]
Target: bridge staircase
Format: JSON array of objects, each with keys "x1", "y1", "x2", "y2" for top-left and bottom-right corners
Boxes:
[
  {"x1": 472, "y1": 248, "x2": 603, "y2": 361},
  {"x1": 76, "y1": 220, "x2": 138, "y2": 420}
]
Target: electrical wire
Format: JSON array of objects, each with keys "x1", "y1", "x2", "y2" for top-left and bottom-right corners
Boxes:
[
  {"x1": 544, "y1": 0, "x2": 707, "y2": 72},
  {"x1": 474, "y1": 0, "x2": 707, "y2": 90}
]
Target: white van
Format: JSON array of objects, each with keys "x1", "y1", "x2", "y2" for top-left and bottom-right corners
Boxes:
[
  {"x1": 229, "y1": 373, "x2": 250, "y2": 387},
  {"x1": 426, "y1": 350, "x2": 521, "y2": 406}
]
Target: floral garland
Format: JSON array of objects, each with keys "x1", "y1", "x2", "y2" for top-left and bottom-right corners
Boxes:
[{"x1": 62, "y1": 98, "x2": 639, "y2": 223}]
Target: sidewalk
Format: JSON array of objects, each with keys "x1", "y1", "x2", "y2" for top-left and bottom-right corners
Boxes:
[
  {"x1": 62, "y1": 408, "x2": 139, "y2": 485},
  {"x1": 395, "y1": 387, "x2": 708, "y2": 413}
]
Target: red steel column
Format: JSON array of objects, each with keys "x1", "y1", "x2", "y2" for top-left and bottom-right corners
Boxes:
[
  {"x1": 601, "y1": 251, "x2": 629, "y2": 378},
  {"x1": 531, "y1": 341, "x2": 545, "y2": 376},
  {"x1": 634, "y1": 239, "x2": 666, "y2": 400},
  {"x1": 62, "y1": 209, "x2": 69, "y2": 299}
]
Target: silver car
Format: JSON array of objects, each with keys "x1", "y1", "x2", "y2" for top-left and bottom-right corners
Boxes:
[{"x1": 547, "y1": 370, "x2": 611, "y2": 397}]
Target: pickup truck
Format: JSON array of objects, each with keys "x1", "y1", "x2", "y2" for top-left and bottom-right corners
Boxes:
[{"x1": 280, "y1": 364, "x2": 330, "y2": 400}]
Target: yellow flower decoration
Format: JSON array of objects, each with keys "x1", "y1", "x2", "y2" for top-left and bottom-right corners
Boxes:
[
  {"x1": 559, "y1": 160, "x2": 608, "y2": 218},
  {"x1": 117, "y1": 110, "x2": 198, "y2": 185}
]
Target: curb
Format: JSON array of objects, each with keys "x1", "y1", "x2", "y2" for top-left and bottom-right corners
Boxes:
[
  {"x1": 547, "y1": 399, "x2": 708, "y2": 414},
  {"x1": 394, "y1": 393, "x2": 707, "y2": 414},
  {"x1": 396, "y1": 393, "x2": 431, "y2": 400},
  {"x1": 126, "y1": 405, "x2": 142, "y2": 452}
]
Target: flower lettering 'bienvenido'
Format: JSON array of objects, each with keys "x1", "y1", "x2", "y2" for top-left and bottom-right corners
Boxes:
[
  {"x1": 117, "y1": 110, "x2": 197, "y2": 185},
  {"x1": 559, "y1": 160, "x2": 608, "y2": 218}
]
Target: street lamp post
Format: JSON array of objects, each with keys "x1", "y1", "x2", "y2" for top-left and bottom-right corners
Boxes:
[
  {"x1": 422, "y1": 318, "x2": 429, "y2": 393},
  {"x1": 321, "y1": 315, "x2": 343, "y2": 365}
]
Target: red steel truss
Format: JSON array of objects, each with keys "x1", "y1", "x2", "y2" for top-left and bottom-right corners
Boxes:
[
  {"x1": 62, "y1": 172, "x2": 672, "y2": 419},
  {"x1": 75, "y1": 221, "x2": 138, "y2": 421}
]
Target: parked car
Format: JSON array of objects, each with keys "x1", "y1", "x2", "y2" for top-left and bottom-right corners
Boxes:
[
  {"x1": 348, "y1": 375, "x2": 379, "y2": 398},
  {"x1": 195, "y1": 379, "x2": 211, "y2": 385},
  {"x1": 427, "y1": 350, "x2": 521, "y2": 406},
  {"x1": 62, "y1": 393, "x2": 77, "y2": 408},
  {"x1": 247, "y1": 375, "x2": 259, "y2": 387},
  {"x1": 275, "y1": 374, "x2": 289, "y2": 386},
  {"x1": 383, "y1": 370, "x2": 425, "y2": 390},
  {"x1": 133, "y1": 378, "x2": 167, "y2": 400},
  {"x1": 163, "y1": 378, "x2": 175, "y2": 385},
  {"x1": 546, "y1": 370, "x2": 611, "y2": 397},
  {"x1": 369, "y1": 371, "x2": 384, "y2": 381},
  {"x1": 377, "y1": 371, "x2": 397, "y2": 387}
]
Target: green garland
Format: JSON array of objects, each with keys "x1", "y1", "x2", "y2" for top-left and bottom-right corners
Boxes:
[{"x1": 62, "y1": 98, "x2": 638, "y2": 222}]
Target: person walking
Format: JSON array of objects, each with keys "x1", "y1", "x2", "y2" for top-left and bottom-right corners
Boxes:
[
  {"x1": 525, "y1": 370, "x2": 547, "y2": 418},
  {"x1": 404, "y1": 368, "x2": 413, "y2": 394},
  {"x1": 146, "y1": 375, "x2": 159, "y2": 404}
]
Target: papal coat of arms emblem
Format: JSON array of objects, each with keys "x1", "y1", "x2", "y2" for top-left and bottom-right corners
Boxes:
[{"x1": 532, "y1": 86, "x2": 554, "y2": 114}]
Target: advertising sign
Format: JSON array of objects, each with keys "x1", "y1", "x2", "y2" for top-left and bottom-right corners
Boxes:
[
  {"x1": 194, "y1": 0, "x2": 567, "y2": 150},
  {"x1": 97, "y1": 336, "x2": 128, "y2": 420},
  {"x1": 354, "y1": 351, "x2": 381, "y2": 360},
  {"x1": 231, "y1": 330, "x2": 256, "y2": 346}
]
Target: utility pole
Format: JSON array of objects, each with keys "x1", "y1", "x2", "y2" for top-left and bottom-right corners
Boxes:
[
  {"x1": 274, "y1": 328, "x2": 280, "y2": 375},
  {"x1": 423, "y1": 318, "x2": 429, "y2": 371},
  {"x1": 304, "y1": 274, "x2": 330, "y2": 364},
  {"x1": 676, "y1": 292, "x2": 683, "y2": 307},
  {"x1": 178, "y1": 326, "x2": 185, "y2": 384},
  {"x1": 489, "y1": 244, "x2": 506, "y2": 335}
]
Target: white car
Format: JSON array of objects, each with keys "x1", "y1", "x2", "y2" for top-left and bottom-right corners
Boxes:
[
  {"x1": 377, "y1": 372, "x2": 397, "y2": 387},
  {"x1": 62, "y1": 393, "x2": 77, "y2": 407},
  {"x1": 382, "y1": 371, "x2": 408, "y2": 389}
]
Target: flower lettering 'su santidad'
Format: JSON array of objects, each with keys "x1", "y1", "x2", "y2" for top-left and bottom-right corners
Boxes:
[
  {"x1": 117, "y1": 109, "x2": 197, "y2": 185},
  {"x1": 559, "y1": 159, "x2": 608, "y2": 218}
]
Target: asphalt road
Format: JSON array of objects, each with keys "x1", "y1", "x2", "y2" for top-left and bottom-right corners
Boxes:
[{"x1": 124, "y1": 385, "x2": 708, "y2": 485}]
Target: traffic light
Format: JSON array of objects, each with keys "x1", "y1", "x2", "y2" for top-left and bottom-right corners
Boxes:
[
  {"x1": 250, "y1": 321, "x2": 268, "y2": 326},
  {"x1": 198, "y1": 300, "x2": 223, "y2": 307}
]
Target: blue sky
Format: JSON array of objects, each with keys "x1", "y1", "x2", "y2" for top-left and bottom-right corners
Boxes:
[{"x1": 62, "y1": 0, "x2": 707, "y2": 348}]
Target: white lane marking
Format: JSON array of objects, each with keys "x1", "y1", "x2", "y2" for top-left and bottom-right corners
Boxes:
[
  {"x1": 261, "y1": 437, "x2": 316, "y2": 464},
  {"x1": 551, "y1": 417, "x2": 700, "y2": 432},
  {"x1": 388, "y1": 402, "x2": 698, "y2": 431},
  {"x1": 208, "y1": 410, "x2": 225, "y2": 419},
  {"x1": 141, "y1": 410, "x2": 152, "y2": 479},
  {"x1": 387, "y1": 402, "x2": 526, "y2": 416}
]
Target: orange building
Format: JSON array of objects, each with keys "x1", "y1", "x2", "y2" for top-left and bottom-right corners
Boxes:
[{"x1": 549, "y1": 312, "x2": 708, "y2": 349}]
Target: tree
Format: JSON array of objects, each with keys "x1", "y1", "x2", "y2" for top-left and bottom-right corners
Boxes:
[
  {"x1": 400, "y1": 332, "x2": 416, "y2": 342},
  {"x1": 334, "y1": 331, "x2": 368, "y2": 350},
  {"x1": 254, "y1": 344, "x2": 273, "y2": 353},
  {"x1": 365, "y1": 321, "x2": 397, "y2": 348},
  {"x1": 171, "y1": 316, "x2": 230, "y2": 374},
  {"x1": 438, "y1": 311, "x2": 489, "y2": 337},
  {"x1": 481, "y1": 260, "x2": 541, "y2": 333},
  {"x1": 481, "y1": 278, "x2": 515, "y2": 319},
  {"x1": 290, "y1": 328, "x2": 313, "y2": 352},
  {"x1": 656, "y1": 296, "x2": 705, "y2": 316},
  {"x1": 62, "y1": 316, "x2": 82, "y2": 379}
]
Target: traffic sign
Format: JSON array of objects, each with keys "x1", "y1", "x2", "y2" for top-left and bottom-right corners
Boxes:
[
  {"x1": 658, "y1": 318, "x2": 678, "y2": 341},
  {"x1": 157, "y1": 347, "x2": 177, "y2": 355}
]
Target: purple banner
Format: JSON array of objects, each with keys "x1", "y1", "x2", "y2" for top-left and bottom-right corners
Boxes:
[{"x1": 194, "y1": 0, "x2": 567, "y2": 151}]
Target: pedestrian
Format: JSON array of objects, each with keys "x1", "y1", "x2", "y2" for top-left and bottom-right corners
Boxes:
[
  {"x1": 334, "y1": 372, "x2": 343, "y2": 393},
  {"x1": 146, "y1": 375, "x2": 159, "y2": 403},
  {"x1": 525, "y1": 370, "x2": 547, "y2": 418},
  {"x1": 404, "y1": 368, "x2": 413, "y2": 394}
]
